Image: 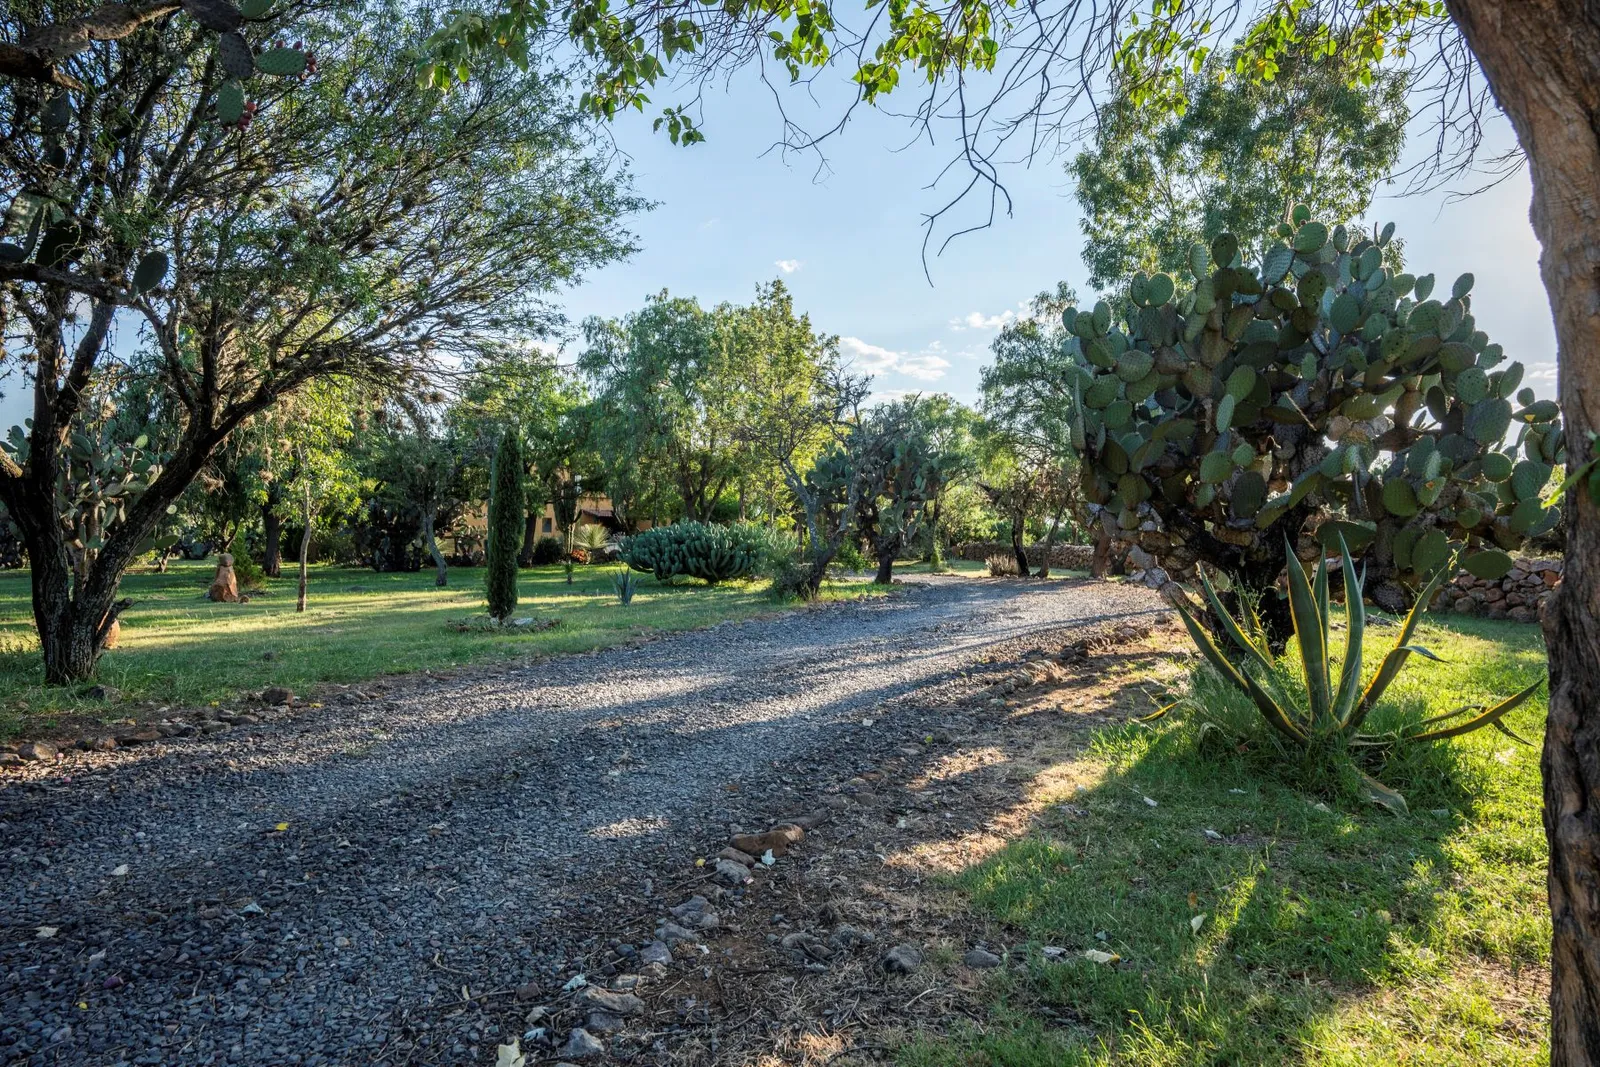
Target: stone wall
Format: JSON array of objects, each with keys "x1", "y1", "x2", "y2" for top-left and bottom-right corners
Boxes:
[
  {"x1": 1434, "y1": 557, "x2": 1562, "y2": 622},
  {"x1": 955, "y1": 541, "x2": 1096, "y2": 570}
]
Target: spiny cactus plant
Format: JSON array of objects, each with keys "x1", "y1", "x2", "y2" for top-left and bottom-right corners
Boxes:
[
  {"x1": 2, "y1": 407, "x2": 178, "y2": 578},
  {"x1": 620, "y1": 521, "x2": 763, "y2": 584},
  {"x1": 1061, "y1": 210, "x2": 1565, "y2": 626}
]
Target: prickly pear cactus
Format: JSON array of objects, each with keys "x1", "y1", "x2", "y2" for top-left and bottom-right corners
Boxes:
[{"x1": 1063, "y1": 215, "x2": 1565, "y2": 609}]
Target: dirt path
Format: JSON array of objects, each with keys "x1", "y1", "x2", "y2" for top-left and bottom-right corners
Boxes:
[{"x1": 0, "y1": 576, "x2": 1162, "y2": 1066}]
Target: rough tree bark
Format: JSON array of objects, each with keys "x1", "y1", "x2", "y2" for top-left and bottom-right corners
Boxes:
[
  {"x1": 262, "y1": 502, "x2": 283, "y2": 578},
  {"x1": 873, "y1": 531, "x2": 902, "y2": 584},
  {"x1": 295, "y1": 484, "x2": 311, "y2": 613},
  {"x1": 423, "y1": 512, "x2": 448, "y2": 587},
  {"x1": 1447, "y1": 3, "x2": 1600, "y2": 1061},
  {"x1": 1009, "y1": 522, "x2": 1031, "y2": 578}
]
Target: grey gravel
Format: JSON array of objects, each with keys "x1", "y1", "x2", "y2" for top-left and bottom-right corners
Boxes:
[{"x1": 0, "y1": 576, "x2": 1159, "y2": 1064}]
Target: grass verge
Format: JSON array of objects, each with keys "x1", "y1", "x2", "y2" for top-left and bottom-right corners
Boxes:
[
  {"x1": 0, "y1": 560, "x2": 883, "y2": 738},
  {"x1": 902, "y1": 611, "x2": 1551, "y2": 1066}
]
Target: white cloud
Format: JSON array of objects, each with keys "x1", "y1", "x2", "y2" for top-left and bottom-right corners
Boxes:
[
  {"x1": 897, "y1": 355, "x2": 952, "y2": 381},
  {"x1": 950, "y1": 308, "x2": 1016, "y2": 331},
  {"x1": 839, "y1": 336, "x2": 950, "y2": 381},
  {"x1": 840, "y1": 336, "x2": 902, "y2": 373},
  {"x1": 775, "y1": 259, "x2": 802, "y2": 274}
]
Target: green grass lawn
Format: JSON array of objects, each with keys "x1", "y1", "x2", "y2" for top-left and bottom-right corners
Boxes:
[
  {"x1": 905, "y1": 612, "x2": 1551, "y2": 1066},
  {"x1": 0, "y1": 559, "x2": 881, "y2": 737}
]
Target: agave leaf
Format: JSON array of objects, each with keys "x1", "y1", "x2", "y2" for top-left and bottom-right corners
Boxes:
[
  {"x1": 1314, "y1": 551, "x2": 1331, "y2": 650},
  {"x1": 1350, "y1": 561, "x2": 1454, "y2": 732},
  {"x1": 1397, "y1": 644, "x2": 1447, "y2": 662},
  {"x1": 1358, "y1": 771, "x2": 1409, "y2": 815},
  {"x1": 1493, "y1": 719, "x2": 1534, "y2": 746},
  {"x1": 1172, "y1": 594, "x2": 1307, "y2": 745},
  {"x1": 1239, "y1": 592, "x2": 1274, "y2": 666},
  {"x1": 1138, "y1": 701, "x2": 1179, "y2": 724},
  {"x1": 1284, "y1": 539, "x2": 1332, "y2": 728},
  {"x1": 1408, "y1": 678, "x2": 1545, "y2": 743},
  {"x1": 1331, "y1": 536, "x2": 1366, "y2": 729},
  {"x1": 1197, "y1": 565, "x2": 1273, "y2": 673}
]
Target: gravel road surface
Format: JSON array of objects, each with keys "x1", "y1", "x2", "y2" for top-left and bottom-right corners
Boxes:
[{"x1": 0, "y1": 576, "x2": 1161, "y2": 1065}]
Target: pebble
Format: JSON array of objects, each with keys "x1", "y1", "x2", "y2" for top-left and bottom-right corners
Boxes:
[{"x1": 963, "y1": 947, "x2": 1003, "y2": 969}]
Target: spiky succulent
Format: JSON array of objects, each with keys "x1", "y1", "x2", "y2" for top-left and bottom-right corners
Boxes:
[
  {"x1": 1063, "y1": 210, "x2": 1565, "y2": 611},
  {"x1": 1156, "y1": 537, "x2": 1544, "y2": 813},
  {"x1": 620, "y1": 521, "x2": 763, "y2": 584}
]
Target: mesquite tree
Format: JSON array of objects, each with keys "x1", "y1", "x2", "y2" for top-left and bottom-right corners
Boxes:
[
  {"x1": 0, "y1": 0, "x2": 639, "y2": 681},
  {"x1": 485, "y1": 431, "x2": 523, "y2": 622}
]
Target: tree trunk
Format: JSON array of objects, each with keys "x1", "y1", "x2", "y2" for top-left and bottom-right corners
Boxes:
[
  {"x1": 262, "y1": 500, "x2": 283, "y2": 578},
  {"x1": 1092, "y1": 529, "x2": 1113, "y2": 579},
  {"x1": 1036, "y1": 504, "x2": 1066, "y2": 579},
  {"x1": 423, "y1": 512, "x2": 448, "y2": 587},
  {"x1": 873, "y1": 533, "x2": 901, "y2": 584},
  {"x1": 296, "y1": 487, "x2": 311, "y2": 613},
  {"x1": 1446, "y1": 4, "x2": 1600, "y2": 1061},
  {"x1": 1010, "y1": 523, "x2": 1030, "y2": 578},
  {"x1": 518, "y1": 511, "x2": 539, "y2": 567}
]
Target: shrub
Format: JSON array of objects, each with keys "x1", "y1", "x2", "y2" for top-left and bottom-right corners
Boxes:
[
  {"x1": 985, "y1": 553, "x2": 1020, "y2": 577},
  {"x1": 831, "y1": 539, "x2": 867, "y2": 574},
  {"x1": 485, "y1": 432, "x2": 523, "y2": 622},
  {"x1": 1064, "y1": 213, "x2": 1565, "y2": 625},
  {"x1": 1158, "y1": 536, "x2": 1543, "y2": 812},
  {"x1": 529, "y1": 536, "x2": 564, "y2": 566},
  {"x1": 233, "y1": 554, "x2": 267, "y2": 590},
  {"x1": 620, "y1": 521, "x2": 762, "y2": 583}
]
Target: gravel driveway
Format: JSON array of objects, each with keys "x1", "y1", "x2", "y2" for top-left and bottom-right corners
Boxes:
[{"x1": 0, "y1": 576, "x2": 1161, "y2": 1066}]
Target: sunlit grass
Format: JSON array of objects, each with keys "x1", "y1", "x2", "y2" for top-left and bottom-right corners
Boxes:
[
  {"x1": 0, "y1": 559, "x2": 883, "y2": 735},
  {"x1": 902, "y1": 612, "x2": 1551, "y2": 1066}
]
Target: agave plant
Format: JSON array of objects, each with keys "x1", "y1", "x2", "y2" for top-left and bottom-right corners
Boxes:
[
  {"x1": 612, "y1": 567, "x2": 638, "y2": 606},
  {"x1": 1160, "y1": 536, "x2": 1544, "y2": 812}
]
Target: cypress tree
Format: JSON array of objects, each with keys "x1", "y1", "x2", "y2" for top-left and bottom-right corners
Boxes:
[{"x1": 486, "y1": 431, "x2": 523, "y2": 621}]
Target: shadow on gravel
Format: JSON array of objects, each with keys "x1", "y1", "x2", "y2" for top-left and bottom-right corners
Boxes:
[{"x1": 0, "y1": 581, "x2": 1169, "y2": 1065}]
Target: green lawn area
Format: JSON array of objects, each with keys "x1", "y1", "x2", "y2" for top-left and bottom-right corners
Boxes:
[
  {"x1": 0, "y1": 559, "x2": 880, "y2": 737},
  {"x1": 905, "y1": 612, "x2": 1552, "y2": 1066}
]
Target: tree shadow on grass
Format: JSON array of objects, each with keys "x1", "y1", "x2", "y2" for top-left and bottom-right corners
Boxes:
[{"x1": 895, "y1": 645, "x2": 1549, "y2": 1067}]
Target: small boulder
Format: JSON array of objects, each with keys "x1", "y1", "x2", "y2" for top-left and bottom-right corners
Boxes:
[
  {"x1": 261, "y1": 686, "x2": 295, "y2": 706},
  {"x1": 716, "y1": 847, "x2": 756, "y2": 868},
  {"x1": 114, "y1": 727, "x2": 162, "y2": 746},
  {"x1": 584, "y1": 1011, "x2": 626, "y2": 1033},
  {"x1": 656, "y1": 921, "x2": 698, "y2": 944},
  {"x1": 730, "y1": 824, "x2": 805, "y2": 858},
  {"x1": 557, "y1": 1028, "x2": 605, "y2": 1060},
  {"x1": 881, "y1": 944, "x2": 923, "y2": 974},
  {"x1": 963, "y1": 947, "x2": 1003, "y2": 969},
  {"x1": 639, "y1": 940, "x2": 673, "y2": 966},
  {"x1": 712, "y1": 859, "x2": 752, "y2": 887},
  {"x1": 575, "y1": 985, "x2": 644, "y2": 1017},
  {"x1": 827, "y1": 925, "x2": 875, "y2": 953},
  {"x1": 16, "y1": 741, "x2": 59, "y2": 762},
  {"x1": 670, "y1": 895, "x2": 720, "y2": 929}
]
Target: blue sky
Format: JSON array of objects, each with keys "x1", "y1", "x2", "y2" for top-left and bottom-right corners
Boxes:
[
  {"x1": 554, "y1": 67, "x2": 1558, "y2": 407},
  {"x1": 0, "y1": 62, "x2": 1558, "y2": 431}
]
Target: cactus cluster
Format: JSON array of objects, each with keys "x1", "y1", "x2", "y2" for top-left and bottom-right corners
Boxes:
[
  {"x1": 2, "y1": 416, "x2": 177, "y2": 560},
  {"x1": 620, "y1": 521, "x2": 763, "y2": 584},
  {"x1": 1063, "y1": 209, "x2": 1565, "y2": 606}
]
